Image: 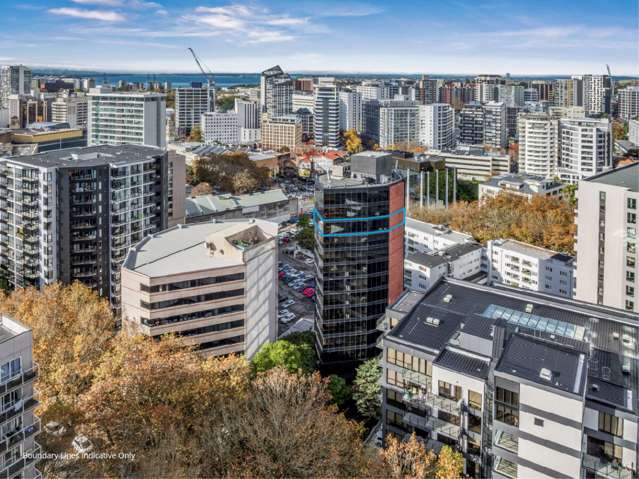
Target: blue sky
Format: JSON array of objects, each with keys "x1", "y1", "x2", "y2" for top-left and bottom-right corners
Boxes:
[{"x1": 1, "y1": 0, "x2": 638, "y2": 75}]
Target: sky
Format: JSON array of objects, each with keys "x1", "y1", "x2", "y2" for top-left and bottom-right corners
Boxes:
[{"x1": 1, "y1": 0, "x2": 638, "y2": 75}]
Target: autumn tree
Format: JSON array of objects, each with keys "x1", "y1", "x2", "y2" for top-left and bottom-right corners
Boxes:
[
  {"x1": 435, "y1": 445, "x2": 464, "y2": 479},
  {"x1": 188, "y1": 125, "x2": 202, "y2": 142},
  {"x1": 344, "y1": 129, "x2": 363, "y2": 154},
  {"x1": 191, "y1": 152, "x2": 271, "y2": 194},
  {"x1": 380, "y1": 433, "x2": 436, "y2": 479},
  {"x1": 353, "y1": 357, "x2": 382, "y2": 419},
  {"x1": 190, "y1": 181, "x2": 213, "y2": 197}
]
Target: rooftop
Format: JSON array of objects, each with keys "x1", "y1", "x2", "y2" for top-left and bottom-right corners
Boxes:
[
  {"x1": 435, "y1": 348, "x2": 491, "y2": 380},
  {"x1": 482, "y1": 173, "x2": 564, "y2": 193},
  {"x1": 186, "y1": 189, "x2": 288, "y2": 218},
  {"x1": 2, "y1": 144, "x2": 164, "y2": 168},
  {"x1": 585, "y1": 162, "x2": 639, "y2": 193},
  {"x1": 406, "y1": 218, "x2": 473, "y2": 245},
  {"x1": 492, "y1": 239, "x2": 574, "y2": 263}
]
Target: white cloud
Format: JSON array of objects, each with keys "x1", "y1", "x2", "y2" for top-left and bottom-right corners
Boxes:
[
  {"x1": 194, "y1": 14, "x2": 247, "y2": 30},
  {"x1": 71, "y1": 0, "x2": 122, "y2": 6},
  {"x1": 49, "y1": 7, "x2": 126, "y2": 21},
  {"x1": 71, "y1": 0, "x2": 161, "y2": 8},
  {"x1": 246, "y1": 29, "x2": 296, "y2": 43}
]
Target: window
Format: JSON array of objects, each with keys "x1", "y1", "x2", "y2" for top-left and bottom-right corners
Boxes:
[
  {"x1": 468, "y1": 390, "x2": 482, "y2": 411},
  {"x1": 599, "y1": 412, "x2": 623, "y2": 437},
  {"x1": 627, "y1": 286, "x2": 635, "y2": 297},
  {"x1": 534, "y1": 417, "x2": 544, "y2": 427},
  {"x1": 386, "y1": 348, "x2": 431, "y2": 377},
  {"x1": 629, "y1": 213, "x2": 637, "y2": 225},
  {"x1": 629, "y1": 198, "x2": 637, "y2": 210},
  {"x1": 0, "y1": 358, "x2": 21, "y2": 383},
  {"x1": 438, "y1": 381, "x2": 461, "y2": 401},
  {"x1": 386, "y1": 369, "x2": 405, "y2": 388},
  {"x1": 495, "y1": 387, "x2": 519, "y2": 427}
]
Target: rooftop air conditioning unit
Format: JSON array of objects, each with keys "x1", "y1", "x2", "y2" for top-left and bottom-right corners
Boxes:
[
  {"x1": 443, "y1": 294, "x2": 453, "y2": 303},
  {"x1": 525, "y1": 303, "x2": 534, "y2": 314},
  {"x1": 539, "y1": 368, "x2": 552, "y2": 381}
]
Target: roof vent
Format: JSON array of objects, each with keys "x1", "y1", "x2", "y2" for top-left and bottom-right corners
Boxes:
[
  {"x1": 591, "y1": 383, "x2": 599, "y2": 392},
  {"x1": 425, "y1": 316, "x2": 441, "y2": 327},
  {"x1": 613, "y1": 332, "x2": 620, "y2": 340},
  {"x1": 539, "y1": 368, "x2": 552, "y2": 381},
  {"x1": 443, "y1": 294, "x2": 453, "y2": 304},
  {"x1": 525, "y1": 303, "x2": 534, "y2": 314}
]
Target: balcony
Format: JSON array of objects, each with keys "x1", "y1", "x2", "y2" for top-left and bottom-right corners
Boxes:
[
  {"x1": 0, "y1": 418, "x2": 40, "y2": 453},
  {"x1": 0, "y1": 442, "x2": 41, "y2": 479},
  {"x1": 0, "y1": 363, "x2": 38, "y2": 395},
  {"x1": 494, "y1": 456, "x2": 517, "y2": 479},
  {"x1": 403, "y1": 412, "x2": 460, "y2": 438},
  {"x1": 494, "y1": 430, "x2": 518, "y2": 454},
  {"x1": 583, "y1": 455, "x2": 634, "y2": 479},
  {"x1": 403, "y1": 388, "x2": 461, "y2": 415},
  {"x1": 0, "y1": 395, "x2": 38, "y2": 427}
]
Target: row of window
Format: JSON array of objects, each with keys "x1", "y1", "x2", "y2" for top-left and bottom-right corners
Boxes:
[
  {"x1": 387, "y1": 348, "x2": 432, "y2": 377},
  {"x1": 140, "y1": 272, "x2": 245, "y2": 293},
  {"x1": 141, "y1": 288, "x2": 244, "y2": 310}
]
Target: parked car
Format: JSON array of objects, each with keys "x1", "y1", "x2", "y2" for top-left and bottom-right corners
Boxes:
[
  {"x1": 44, "y1": 421, "x2": 67, "y2": 437},
  {"x1": 72, "y1": 435, "x2": 94, "y2": 454},
  {"x1": 280, "y1": 312, "x2": 296, "y2": 324},
  {"x1": 282, "y1": 299, "x2": 295, "y2": 308}
]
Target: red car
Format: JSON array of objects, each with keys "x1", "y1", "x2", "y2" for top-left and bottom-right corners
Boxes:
[
  {"x1": 278, "y1": 271, "x2": 286, "y2": 280},
  {"x1": 303, "y1": 288, "x2": 315, "y2": 298}
]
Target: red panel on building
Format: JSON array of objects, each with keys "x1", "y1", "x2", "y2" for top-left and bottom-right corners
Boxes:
[{"x1": 387, "y1": 180, "x2": 405, "y2": 305}]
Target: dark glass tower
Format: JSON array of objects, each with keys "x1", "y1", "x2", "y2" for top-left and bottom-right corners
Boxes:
[{"x1": 313, "y1": 163, "x2": 405, "y2": 366}]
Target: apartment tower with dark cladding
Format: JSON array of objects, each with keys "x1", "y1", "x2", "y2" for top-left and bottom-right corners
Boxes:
[{"x1": 313, "y1": 151, "x2": 405, "y2": 367}]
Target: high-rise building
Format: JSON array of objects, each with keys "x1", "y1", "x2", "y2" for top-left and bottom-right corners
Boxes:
[
  {"x1": 378, "y1": 277, "x2": 639, "y2": 479},
  {"x1": 51, "y1": 93, "x2": 88, "y2": 129},
  {"x1": 338, "y1": 90, "x2": 363, "y2": 133},
  {"x1": 122, "y1": 219, "x2": 278, "y2": 357},
  {"x1": 416, "y1": 75, "x2": 438, "y2": 105},
  {"x1": 0, "y1": 314, "x2": 41, "y2": 479},
  {"x1": 313, "y1": 78, "x2": 341, "y2": 149},
  {"x1": 260, "y1": 114, "x2": 302, "y2": 151},
  {"x1": 630, "y1": 118, "x2": 639, "y2": 145},
  {"x1": 235, "y1": 99, "x2": 260, "y2": 126},
  {"x1": 575, "y1": 162, "x2": 638, "y2": 312},
  {"x1": 294, "y1": 77, "x2": 314, "y2": 93},
  {"x1": 497, "y1": 84, "x2": 524, "y2": 107},
  {"x1": 458, "y1": 102, "x2": 484, "y2": 145},
  {"x1": 619, "y1": 86, "x2": 639, "y2": 121},
  {"x1": 530, "y1": 80, "x2": 553, "y2": 101},
  {"x1": 356, "y1": 81, "x2": 383, "y2": 101},
  {"x1": 362, "y1": 100, "x2": 381, "y2": 143},
  {"x1": 87, "y1": 87, "x2": 166, "y2": 148},
  {"x1": 379, "y1": 100, "x2": 419, "y2": 149},
  {"x1": 292, "y1": 93, "x2": 315, "y2": 113},
  {"x1": 523, "y1": 88, "x2": 539, "y2": 102},
  {"x1": 553, "y1": 79, "x2": 575, "y2": 107},
  {"x1": 518, "y1": 112, "x2": 559, "y2": 177},
  {"x1": 583, "y1": 74, "x2": 612, "y2": 115},
  {"x1": 558, "y1": 117, "x2": 612, "y2": 183},
  {"x1": 174, "y1": 82, "x2": 215, "y2": 136},
  {"x1": 314, "y1": 152, "x2": 405, "y2": 366},
  {"x1": 483, "y1": 101, "x2": 507, "y2": 148},
  {"x1": 260, "y1": 65, "x2": 293, "y2": 117},
  {"x1": 418, "y1": 103, "x2": 454, "y2": 150},
  {"x1": 0, "y1": 145, "x2": 174, "y2": 308},
  {"x1": 201, "y1": 112, "x2": 240, "y2": 145},
  {"x1": 0, "y1": 65, "x2": 31, "y2": 109}
]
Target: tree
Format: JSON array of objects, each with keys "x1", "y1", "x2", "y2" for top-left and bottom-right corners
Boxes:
[
  {"x1": 612, "y1": 120, "x2": 629, "y2": 141},
  {"x1": 190, "y1": 181, "x2": 213, "y2": 197},
  {"x1": 295, "y1": 214, "x2": 315, "y2": 250},
  {"x1": 191, "y1": 152, "x2": 271, "y2": 194},
  {"x1": 327, "y1": 375, "x2": 351, "y2": 407},
  {"x1": 188, "y1": 125, "x2": 202, "y2": 142},
  {"x1": 353, "y1": 358, "x2": 382, "y2": 419},
  {"x1": 344, "y1": 129, "x2": 363, "y2": 154},
  {"x1": 232, "y1": 169, "x2": 259, "y2": 194},
  {"x1": 380, "y1": 433, "x2": 436, "y2": 479},
  {"x1": 252, "y1": 333, "x2": 317, "y2": 374},
  {"x1": 216, "y1": 95, "x2": 237, "y2": 112},
  {"x1": 435, "y1": 445, "x2": 464, "y2": 479}
]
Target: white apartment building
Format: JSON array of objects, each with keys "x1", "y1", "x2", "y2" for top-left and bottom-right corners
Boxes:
[
  {"x1": 487, "y1": 239, "x2": 574, "y2": 298},
  {"x1": 630, "y1": 119, "x2": 639, "y2": 146},
  {"x1": 575, "y1": 162, "x2": 638, "y2": 313},
  {"x1": 51, "y1": 93, "x2": 88, "y2": 129},
  {"x1": 518, "y1": 113, "x2": 559, "y2": 177},
  {"x1": 619, "y1": 86, "x2": 639, "y2": 121},
  {"x1": 583, "y1": 74, "x2": 611, "y2": 114},
  {"x1": 479, "y1": 173, "x2": 566, "y2": 201},
  {"x1": 313, "y1": 78, "x2": 341, "y2": 149},
  {"x1": 418, "y1": 103, "x2": 454, "y2": 150},
  {"x1": 0, "y1": 65, "x2": 31, "y2": 109},
  {"x1": 292, "y1": 93, "x2": 315, "y2": 113},
  {"x1": 174, "y1": 82, "x2": 215, "y2": 135},
  {"x1": 339, "y1": 90, "x2": 363, "y2": 133},
  {"x1": 483, "y1": 101, "x2": 507, "y2": 148},
  {"x1": 356, "y1": 82, "x2": 383, "y2": 101},
  {"x1": 428, "y1": 147, "x2": 511, "y2": 182},
  {"x1": 405, "y1": 217, "x2": 474, "y2": 254},
  {"x1": 87, "y1": 87, "x2": 166, "y2": 148},
  {"x1": 122, "y1": 220, "x2": 278, "y2": 358},
  {"x1": 379, "y1": 100, "x2": 419, "y2": 149},
  {"x1": 234, "y1": 98, "x2": 260, "y2": 129},
  {"x1": 497, "y1": 85, "x2": 524, "y2": 107},
  {"x1": 558, "y1": 117, "x2": 611, "y2": 183},
  {"x1": 201, "y1": 112, "x2": 240, "y2": 145}
]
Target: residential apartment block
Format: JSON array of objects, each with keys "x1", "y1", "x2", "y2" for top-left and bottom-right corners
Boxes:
[
  {"x1": 260, "y1": 65, "x2": 293, "y2": 117},
  {"x1": 479, "y1": 174, "x2": 566, "y2": 202},
  {"x1": 619, "y1": 87, "x2": 639, "y2": 122},
  {"x1": 51, "y1": 93, "x2": 88, "y2": 129},
  {"x1": 122, "y1": 220, "x2": 278, "y2": 358},
  {"x1": 418, "y1": 103, "x2": 455, "y2": 150},
  {"x1": 517, "y1": 113, "x2": 559, "y2": 177},
  {"x1": 174, "y1": 82, "x2": 215, "y2": 136},
  {"x1": 339, "y1": 90, "x2": 363, "y2": 133},
  {"x1": 260, "y1": 114, "x2": 302, "y2": 152},
  {"x1": 314, "y1": 78, "x2": 341, "y2": 149},
  {"x1": 558, "y1": 117, "x2": 612, "y2": 183},
  {"x1": 405, "y1": 218, "x2": 474, "y2": 255},
  {"x1": 201, "y1": 112, "x2": 240, "y2": 145}
]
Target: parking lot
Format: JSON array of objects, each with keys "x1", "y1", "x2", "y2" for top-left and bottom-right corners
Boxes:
[{"x1": 277, "y1": 237, "x2": 317, "y2": 336}]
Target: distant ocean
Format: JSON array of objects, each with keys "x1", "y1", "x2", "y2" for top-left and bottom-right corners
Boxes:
[{"x1": 32, "y1": 70, "x2": 638, "y2": 88}]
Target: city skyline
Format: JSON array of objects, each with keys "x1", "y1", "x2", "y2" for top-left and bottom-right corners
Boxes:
[{"x1": 2, "y1": 0, "x2": 637, "y2": 75}]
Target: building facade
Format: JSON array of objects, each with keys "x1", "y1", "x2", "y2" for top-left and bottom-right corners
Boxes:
[
  {"x1": 583, "y1": 74, "x2": 612, "y2": 115},
  {"x1": 201, "y1": 112, "x2": 240, "y2": 145},
  {"x1": 418, "y1": 103, "x2": 455, "y2": 150},
  {"x1": 51, "y1": 94, "x2": 88, "y2": 129},
  {"x1": 174, "y1": 82, "x2": 215, "y2": 136},
  {"x1": 458, "y1": 102, "x2": 484, "y2": 145},
  {"x1": 619, "y1": 87, "x2": 639, "y2": 122},
  {"x1": 122, "y1": 220, "x2": 278, "y2": 358},
  {"x1": 483, "y1": 102, "x2": 507, "y2": 149},
  {"x1": 558, "y1": 117, "x2": 612, "y2": 183},
  {"x1": 379, "y1": 101, "x2": 420, "y2": 149},
  {"x1": 339, "y1": 90, "x2": 363, "y2": 133},
  {"x1": 479, "y1": 173, "x2": 566, "y2": 201},
  {"x1": 313, "y1": 78, "x2": 341, "y2": 149},
  {"x1": 260, "y1": 65, "x2": 293, "y2": 117},
  {"x1": 518, "y1": 113, "x2": 559, "y2": 178},
  {"x1": 0, "y1": 65, "x2": 31, "y2": 109},
  {"x1": 260, "y1": 114, "x2": 302, "y2": 151}
]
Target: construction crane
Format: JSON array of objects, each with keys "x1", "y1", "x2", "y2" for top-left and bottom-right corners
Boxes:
[
  {"x1": 606, "y1": 64, "x2": 614, "y2": 114},
  {"x1": 187, "y1": 47, "x2": 215, "y2": 112}
]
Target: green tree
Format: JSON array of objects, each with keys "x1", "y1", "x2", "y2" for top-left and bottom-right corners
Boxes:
[
  {"x1": 328, "y1": 375, "x2": 351, "y2": 407},
  {"x1": 252, "y1": 333, "x2": 317, "y2": 374},
  {"x1": 217, "y1": 95, "x2": 237, "y2": 112},
  {"x1": 353, "y1": 358, "x2": 382, "y2": 419},
  {"x1": 295, "y1": 214, "x2": 315, "y2": 250},
  {"x1": 435, "y1": 445, "x2": 465, "y2": 479},
  {"x1": 188, "y1": 125, "x2": 202, "y2": 142}
]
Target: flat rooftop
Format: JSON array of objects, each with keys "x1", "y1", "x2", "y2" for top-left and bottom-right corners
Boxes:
[
  {"x1": 186, "y1": 189, "x2": 288, "y2": 218},
  {"x1": 493, "y1": 239, "x2": 574, "y2": 263},
  {"x1": 3, "y1": 144, "x2": 164, "y2": 168},
  {"x1": 406, "y1": 218, "x2": 473, "y2": 245},
  {"x1": 123, "y1": 219, "x2": 277, "y2": 277},
  {"x1": 586, "y1": 162, "x2": 639, "y2": 193}
]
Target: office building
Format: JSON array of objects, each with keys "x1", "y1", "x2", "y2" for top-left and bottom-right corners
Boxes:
[
  {"x1": 479, "y1": 173, "x2": 566, "y2": 201},
  {"x1": 379, "y1": 278, "x2": 639, "y2": 479},
  {"x1": 201, "y1": 112, "x2": 240, "y2": 145},
  {"x1": 339, "y1": 90, "x2": 363, "y2": 133},
  {"x1": 174, "y1": 82, "x2": 215, "y2": 136},
  {"x1": 630, "y1": 119, "x2": 639, "y2": 146},
  {"x1": 292, "y1": 93, "x2": 315, "y2": 113},
  {"x1": 362, "y1": 99, "x2": 381, "y2": 143},
  {"x1": 483, "y1": 102, "x2": 507, "y2": 149},
  {"x1": 458, "y1": 102, "x2": 484, "y2": 145},
  {"x1": 51, "y1": 94, "x2": 88, "y2": 129},
  {"x1": 0, "y1": 314, "x2": 40, "y2": 479},
  {"x1": 357, "y1": 81, "x2": 383, "y2": 101},
  {"x1": 619, "y1": 86, "x2": 639, "y2": 121},
  {"x1": 583, "y1": 74, "x2": 612, "y2": 115},
  {"x1": 0, "y1": 65, "x2": 31, "y2": 109},
  {"x1": 87, "y1": 87, "x2": 166, "y2": 148},
  {"x1": 122, "y1": 220, "x2": 278, "y2": 358},
  {"x1": 429, "y1": 146, "x2": 510, "y2": 181},
  {"x1": 260, "y1": 65, "x2": 293, "y2": 117},
  {"x1": 575, "y1": 162, "x2": 638, "y2": 312},
  {"x1": 294, "y1": 78, "x2": 314, "y2": 93},
  {"x1": 497, "y1": 85, "x2": 524, "y2": 107},
  {"x1": 234, "y1": 98, "x2": 260, "y2": 129},
  {"x1": 553, "y1": 79, "x2": 576, "y2": 107},
  {"x1": 0, "y1": 145, "x2": 172, "y2": 308},
  {"x1": 558, "y1": 117, "x2": 612, "y2": 183},
  {"x1": 518, "y1": 113, "x2": 559, "y2": 177},
  {"x1": 523, "y1": 87, "x2": 539, "y2": 102},
  {"x1": 313, "y1": 78, "x2": 341, "y2": 149},
  {"x1": 487, "y1": 239, "x2": 574, "y2": 298},
  {"x1": 260, "y1": 114, "x2": 302, "y2": 151},
  {"x1": 379, "y1": 100, "x2": 420, "y2": 149},
  {"x1": 416, "y1": 76, "x2": 438, "y2": 105},
  {"x1": 418, "y1": 103, "x2": 455, "y2": 150},
  {"x1": 314, "y1": 154, "x2": 405, "y2": 366}
]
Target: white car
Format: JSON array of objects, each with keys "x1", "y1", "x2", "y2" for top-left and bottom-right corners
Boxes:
[
  {"x1": 282, "y1": 299, "x2": 296, "y2": 308},
  {"x1": 44, "y1": 421, "x2": 67, "y2": 437},
  {"x1": 72, "y1": 435, "x2": 93, "y2": 454},
  {"x1": 280, "y1": 313, "x2": 296, "y2": 324}
]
